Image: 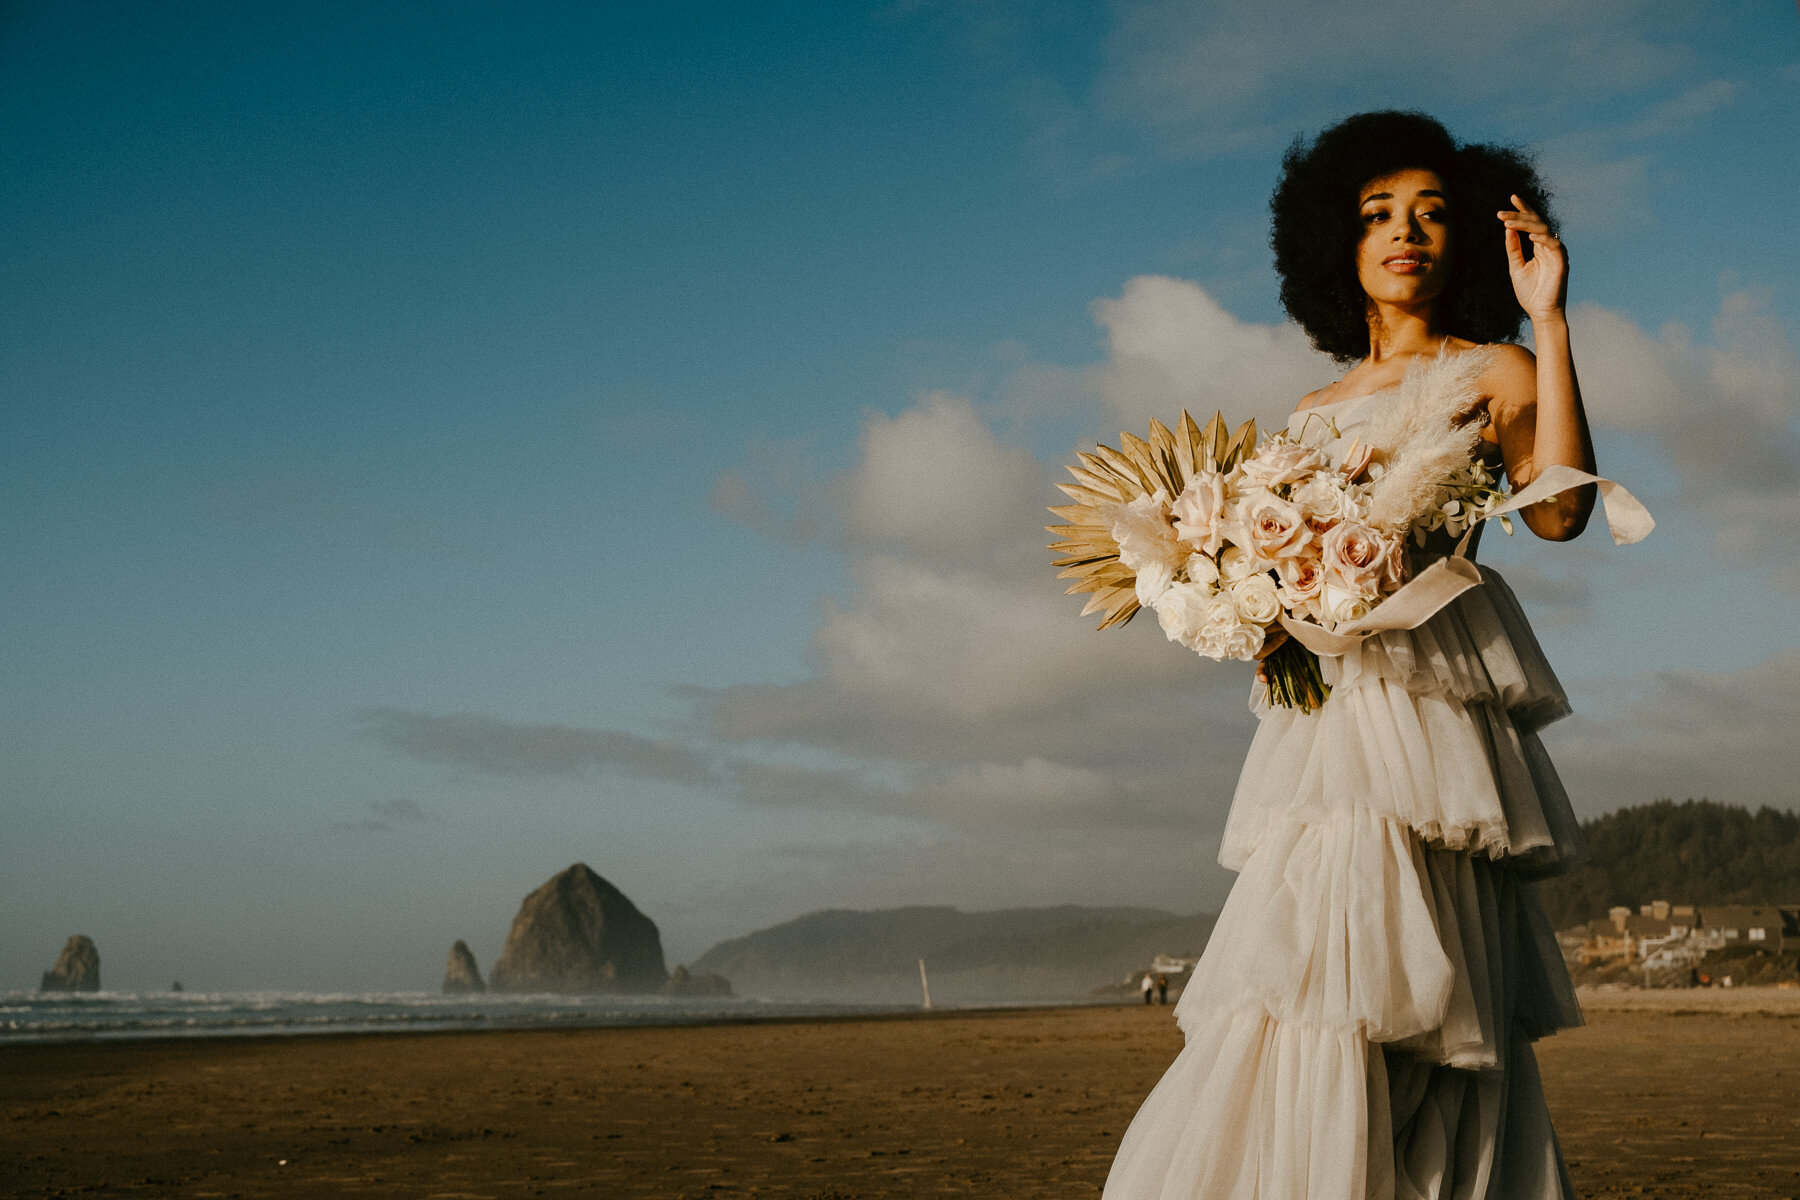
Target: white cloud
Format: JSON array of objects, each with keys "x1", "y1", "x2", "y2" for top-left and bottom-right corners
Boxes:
[
  {"x1": 1573, "y1": 289, "x2": 1800, "y2": 560},
  {"x1": 1087, "y1": 274, "x2": 1334, "y2": 427},
  {"x1": 715, "y1": 553, "x2": 1191, "y2": 738},
  {"x1": 912, "y1": 757, "x2": 1116, "y2": 818},
  {"x1": 845, "y1": 391, "x2": 1044, "y2": 564},
  {"x1": 1100, "y1": 0, "x2": 1686, "y2": 124}
]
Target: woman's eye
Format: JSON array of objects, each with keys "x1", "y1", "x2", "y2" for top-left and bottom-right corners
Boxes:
[{"x1": 1362, "y1": 211, "x2": 1386, "y2": 224}]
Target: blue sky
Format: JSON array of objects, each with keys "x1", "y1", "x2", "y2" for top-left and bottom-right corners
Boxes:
[{"x1": 4, "y1": 1, "x2": 1798, "y2": 990}]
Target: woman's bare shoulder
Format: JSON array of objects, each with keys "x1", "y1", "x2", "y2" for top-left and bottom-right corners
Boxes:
[
  {"x1": 1293, "y1": 383, "x2": 1335, "y2": 414},
  {"x1": 1477, "y1": 342, "x2": 1538, "y2": 412},
  {"x1": 1479, "y1": 340, "x2": 1536, "y2": 370}
]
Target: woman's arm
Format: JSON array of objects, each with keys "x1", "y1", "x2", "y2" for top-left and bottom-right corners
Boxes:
[{"x1": 1484, "y1": 195, "x2": 1596, "y2": 541}]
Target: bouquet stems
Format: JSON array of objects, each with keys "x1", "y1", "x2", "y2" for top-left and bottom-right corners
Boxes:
[{"x1": 1263, "y1": 636, "x2": 1330, "y2": 713}]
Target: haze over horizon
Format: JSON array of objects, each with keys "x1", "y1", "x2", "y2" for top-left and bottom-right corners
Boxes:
[{"x1": 5, "y1": 2, "x2": 1799, "y2": 991}]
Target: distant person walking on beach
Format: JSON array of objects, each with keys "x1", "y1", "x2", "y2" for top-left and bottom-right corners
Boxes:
[
  {"x1": 1140, "y1": 972, "x2": 1154, "y2": 1006},
  {"x1": 1156, "y1": 974, "x2": 1168, "y2": 1005}
]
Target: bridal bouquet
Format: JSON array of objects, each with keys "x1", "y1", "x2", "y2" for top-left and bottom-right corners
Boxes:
[{"x1": 1048, "y1": 409, "x2": 1510, "y2": 712}]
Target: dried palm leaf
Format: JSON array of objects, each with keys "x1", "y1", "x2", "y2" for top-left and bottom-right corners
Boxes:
[{"x1": 1049, "y1": 410, "x2": 1254, "y2": 630}]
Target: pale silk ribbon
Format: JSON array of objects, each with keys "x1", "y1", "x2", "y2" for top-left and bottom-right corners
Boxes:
[{"x1": 1278, "y1": 465, "x2": 1655, "y2": 658}]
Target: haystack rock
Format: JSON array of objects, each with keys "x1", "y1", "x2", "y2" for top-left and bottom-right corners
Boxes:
[
  {"x1": 40, "y1": 935, "x2": 101, "y2": 992},
  {"x1": 488, "y1": 864, "x2": 668, "y2": 994},
  {"x1": 443, "y1": 939, "x2": 486, "y2": 994},
  {"x1": 664, "y1": 964, "x2": 733, "y2": 998}
]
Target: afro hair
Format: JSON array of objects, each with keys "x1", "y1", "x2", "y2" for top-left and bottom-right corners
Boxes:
[{"x1": 1270, "y1": 110, "x2": 1555, "y2": 363}]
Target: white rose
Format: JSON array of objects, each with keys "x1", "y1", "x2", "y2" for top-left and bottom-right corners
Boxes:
[
  {"x1": 1379, "y1": 532, "x2": 1409, "y2": 589},
  {"x1": 1236, "y1": 439, "x2": 1327, "y2": 491},
  {"x1": 1170, "y1": 471, "x2": 1229, "y2": 557},
  {"x1": 1133, "y1": 560, "x2": 1174, "y2": 608},
  {"x1": 1285, "y1": 593, "x2": 1323, "y2": 624},
  {"x1": 1184, "y1": 553, "x2": 1220, "y2": 591},
  {"x1": 1197, "y1": 597, "x2": 1246, "y2": 658},
  {"x1": 1218, "y1": 545, "x2": 1260, "y2": 583},
  {"x1": 1321, "y1": 583, "x2": 1373, "y2": 627},
  {"x1": 1155, "y1": 584, "x2": 1238, "y2": 659},
  {"x1": 1291, "y1": 475, "x2": 1354, "y2": 537},
  {"x1": 1229, "y1": 573, "x2": 1281, "y2": 626},
  {"x1": 1218, "y1": 619, "x2": 1267, "y2": 662}
]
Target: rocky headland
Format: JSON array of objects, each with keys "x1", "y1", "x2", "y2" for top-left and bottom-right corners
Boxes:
[{"x1": 692, "y1": 905, "x2": 1215, "y2": 1004}]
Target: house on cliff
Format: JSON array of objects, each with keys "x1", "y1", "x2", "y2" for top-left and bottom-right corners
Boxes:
[
  {"x1": 1696, "y1": 905, "x2": 1792, "y2": 954},
  {"x1": 1568, "y1": 901, "x2": 1800, "y2": 965}
]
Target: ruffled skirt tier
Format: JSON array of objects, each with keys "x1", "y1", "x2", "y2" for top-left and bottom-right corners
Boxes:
[{"x1": 1104, "y1": 568, "x2": 1583, "y2": 1200}]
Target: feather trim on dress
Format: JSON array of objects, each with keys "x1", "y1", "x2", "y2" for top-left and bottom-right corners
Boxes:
[{"x1": 1358, "y1": 346, "x2": 1497, "y2": 535}]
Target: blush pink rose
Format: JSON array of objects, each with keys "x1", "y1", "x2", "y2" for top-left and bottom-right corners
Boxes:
[
  {"x1": 1275, "y1": 554, "x2": 1326, "y2": 614},
  {"x1": 1379, "y1": 532, "x2": 1410, "y2": 589},
  {"x1": 1321, "y1": 520, "x2": 1397, "y2": 599},
  {"x1": 1239, "y1": 493, "x2": 1311, "y2": 566}
]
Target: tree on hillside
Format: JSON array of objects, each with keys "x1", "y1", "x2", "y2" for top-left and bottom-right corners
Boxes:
[{"x1": 1534, "y1": 799, "x2": 1800, "y2": 930}]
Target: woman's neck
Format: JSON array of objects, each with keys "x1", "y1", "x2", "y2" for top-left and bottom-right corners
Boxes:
[{"x1": 1364, "y1": 301, "x2": 1446, "y2": 364}]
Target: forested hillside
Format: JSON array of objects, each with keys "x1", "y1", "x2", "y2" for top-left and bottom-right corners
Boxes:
[{"x1": 1535, "y1": 800, "x2": 1800, "y2": 930}]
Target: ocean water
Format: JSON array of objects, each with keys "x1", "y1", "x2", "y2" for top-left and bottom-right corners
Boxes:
[{"x1": 0, "y1": 989, "x2": 918, "y2": 1044}]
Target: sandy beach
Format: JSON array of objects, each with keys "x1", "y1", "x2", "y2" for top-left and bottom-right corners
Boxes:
[{"x1": 5, "y1": 992, "x2": 1800, "y2": 1199}]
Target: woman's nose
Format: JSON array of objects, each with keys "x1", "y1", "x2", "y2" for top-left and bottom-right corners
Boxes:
[{"x1": 1393, "y1": 216, "x2": 1427, "y2": 242}]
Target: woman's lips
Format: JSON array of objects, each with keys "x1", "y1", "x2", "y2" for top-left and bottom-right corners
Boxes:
[{"x1": 1383, "y1": 254, "x2": 1430, "y2": 274}]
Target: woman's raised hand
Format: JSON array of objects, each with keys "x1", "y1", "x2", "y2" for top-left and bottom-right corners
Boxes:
[{"x1": 1499, "y1": 194, "x2": 1566, "y2": 323}]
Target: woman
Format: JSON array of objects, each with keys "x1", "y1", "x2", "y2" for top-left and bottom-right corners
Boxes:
[{"x1": 1104, "y1": 111, "x2": 1597, "y2": 1200}]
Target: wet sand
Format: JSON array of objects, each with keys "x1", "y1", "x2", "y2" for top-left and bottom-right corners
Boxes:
[{"x1": 5, "y1": 995, "x2": 1799, "y2": 1199}]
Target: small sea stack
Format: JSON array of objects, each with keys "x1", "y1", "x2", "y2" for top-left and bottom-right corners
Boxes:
[
  {"x1": 443, "y1": 939, "x2": 486, "y2": 994},
  {"x1": 40, "y1": 935, "x2": 101, "y2": 993}
]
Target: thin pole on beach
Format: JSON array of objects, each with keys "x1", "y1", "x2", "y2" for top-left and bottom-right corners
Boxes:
[{"x1": 919, "y1": 958, "x2": 932, "y2": 1010}]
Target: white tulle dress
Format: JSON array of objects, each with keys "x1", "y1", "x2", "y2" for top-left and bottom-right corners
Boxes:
[{"x1": 1104, "y1": 383, "x2": 1585, "y2": 1200}]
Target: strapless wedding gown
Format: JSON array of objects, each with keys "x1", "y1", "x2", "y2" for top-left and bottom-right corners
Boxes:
[{"x1": 1104, "y1": 377, "x2": 1584, "y2": 1200}]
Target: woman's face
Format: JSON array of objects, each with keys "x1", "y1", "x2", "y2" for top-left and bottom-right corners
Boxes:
[{"x1": 1355, "y1": 168, "x2": 1452, "y2": 309}]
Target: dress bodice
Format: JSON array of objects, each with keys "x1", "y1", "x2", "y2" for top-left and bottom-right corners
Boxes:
[
  {"x1": 1284, "y1": 384, "x2": 1399, "y2": 440},
  {"x1": 1285, "y1": 379, "x2": 1500, "y2": 563}
]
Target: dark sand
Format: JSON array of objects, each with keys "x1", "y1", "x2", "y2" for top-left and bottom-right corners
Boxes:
[{"x1": 5, "y1": 997, "x2": 1800, "y2": 1199}]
